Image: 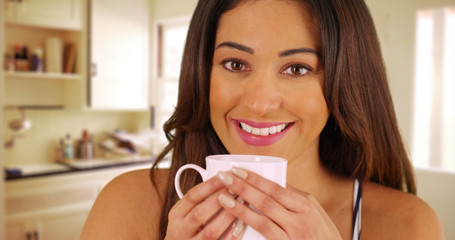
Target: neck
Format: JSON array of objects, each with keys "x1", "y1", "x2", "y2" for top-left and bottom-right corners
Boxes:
[
  {"x1": 286, "y1": 144, "x2": 350, "y2": 207},
  {"x1": 286, "y1": 143, "x2": 354, "y2": 239}
]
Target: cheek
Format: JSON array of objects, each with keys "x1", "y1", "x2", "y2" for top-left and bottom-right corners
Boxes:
[
  {"x1": 209, "y1": 79, "x2": 225, "y2": 118},
  {"x1": 209, "y1": 69, "x2": 242, "y2": 116},
  {"x1": 209, "y1": 73, "x2": 234, "y2": 124},
  {"x1": 306, "y1": 95, "x2": 329, "y2": 129},
  {"x1": 308, "y1": 97, "x2": 329, "y2": 123},
  {"x1": 290, "y1": 85, "x2": 329, "y2": 126}
]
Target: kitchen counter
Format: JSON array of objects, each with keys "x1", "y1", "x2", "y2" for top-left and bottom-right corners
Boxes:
[{"x1": 4, "y1": 156, "x2": 169, "y2": 180}]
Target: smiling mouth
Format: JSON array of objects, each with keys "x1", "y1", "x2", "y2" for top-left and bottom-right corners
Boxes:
[{"x1": 239, "y1": 122, "x2": 290, "y2": 136}]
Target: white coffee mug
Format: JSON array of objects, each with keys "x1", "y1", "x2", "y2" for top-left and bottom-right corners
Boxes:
[{"x1": 174, "y1": 154, "x2": 287, "y2": 240}]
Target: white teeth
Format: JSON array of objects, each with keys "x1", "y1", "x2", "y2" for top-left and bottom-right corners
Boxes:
[
  {"x1": 260, "y1": 128, "x2": 269, "y2": 136},
  {"x1": 240, "y1": 122, "x2": 252, "y2": 133},
  {"x1": 269, "y1": 126, "x2": 277, "y2": 134},
  {"x1": 239, "y1": 122, "x2": 288, "y2": 136}
]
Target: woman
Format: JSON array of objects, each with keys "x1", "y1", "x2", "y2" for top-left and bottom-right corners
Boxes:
[{"x1": 81, "y1": 0, "x2": 444, "y2": 239}]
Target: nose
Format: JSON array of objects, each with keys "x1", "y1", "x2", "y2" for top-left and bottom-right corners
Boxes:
[{"x1": 241, "y1": 72, "x2": 282, "y2": 116}]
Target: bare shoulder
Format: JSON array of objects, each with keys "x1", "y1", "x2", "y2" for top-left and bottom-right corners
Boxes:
[
  {"x1": 362, "y1": 181, "x2": 445, "y2": 239},
  {"x1": 80, "y1": 168, "x2": 170, "y2": 240}
]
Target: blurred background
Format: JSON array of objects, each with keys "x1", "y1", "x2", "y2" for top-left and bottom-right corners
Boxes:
[{"x1": 0, "y1": 0, "x2": 454, "y2": 239}]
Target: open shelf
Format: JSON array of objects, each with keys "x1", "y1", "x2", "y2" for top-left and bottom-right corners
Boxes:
[
  {"x1": 4, "y1": 71, "x2": 82, "y2": 81},
  {"x1": 3, "y1": 105, "x2": 64, "y2": 110}
]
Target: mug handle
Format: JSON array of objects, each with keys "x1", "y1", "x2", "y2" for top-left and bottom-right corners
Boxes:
[{"x1": 174, "y1": 164, "x2": 207, "y2": 198}]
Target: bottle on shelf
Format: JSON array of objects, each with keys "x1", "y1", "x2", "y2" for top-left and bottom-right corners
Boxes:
[
  {"x1": 78, "y1": 129, "x2": 94, "y2": 159},
  {"x1": 12, "y1": 45, "x2": 31, "y2": 71},
  {"x1": 31, "y1": 48, "x2": 44, "y2": 72},
  {"x1": 13, "y1": 45, "x2": 22, "y2": 71},
  {"x1": 55, "y1": 138, "x2": 65, "y2": 162},
  {"x1": 63, "y1": 134, "x2": 74, "y2": 160},
  {"x1": 21, "y1": 46, "x2": 30, "y2": 71},
  {"x1": 4, "y1": 53, "x2": 15, "y2": 71}
]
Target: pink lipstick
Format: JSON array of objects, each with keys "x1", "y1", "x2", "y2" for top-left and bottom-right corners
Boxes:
[{"x1": 233, "y1": 119, "x2": 293, "y2": 146}]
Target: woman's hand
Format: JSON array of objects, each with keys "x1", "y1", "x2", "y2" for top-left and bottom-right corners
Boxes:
[
  {"x1": 165, "y1": 176, "x2": 242, "y2": 239},
  {"x1": 216, "y1": 168, "x2": 343, "y2": 240}
]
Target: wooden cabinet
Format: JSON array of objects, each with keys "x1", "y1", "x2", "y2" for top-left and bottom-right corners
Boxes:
[
  {"x1": 4, "y1": 0, "x2": 82, "y2": 30},
  {"x1": 4, "y1": 163, "x2": 152, "y2": 240},
  {"x1": 3, "y1": 0, "x2": 151, "y2": 110},
  {"x1": 2, "y1": 0, "x2": 86, "y2": 108},
  {"x1": 6, "y1": 206, "x2": 90, "y2": 240},
  {"x1": 89, "y1": 0, "x2": 149, "y2": 110}
]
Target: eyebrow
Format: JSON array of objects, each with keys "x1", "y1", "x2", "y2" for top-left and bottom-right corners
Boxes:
[
  {"x1": 216, "y1": 41, "x2": 254, "y2": 54},
  {"x1": 279, "y1": 48, "x2": 321, "y2": 58},
  {"x1": 215, "y1": 41, "x2": 321, "y2": 58}
]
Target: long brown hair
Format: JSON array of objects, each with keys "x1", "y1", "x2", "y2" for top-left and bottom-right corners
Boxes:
[{"x1": 150, "y1": 0, "x2": 416, "y2": 238}]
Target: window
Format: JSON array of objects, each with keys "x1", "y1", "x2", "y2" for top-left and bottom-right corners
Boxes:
[
  {"x1": 412, "y1": 7, "x2": 455, "y2": 172},
  {"x1": 153, "y1": 17, "x2": 190, "y2": 148}
]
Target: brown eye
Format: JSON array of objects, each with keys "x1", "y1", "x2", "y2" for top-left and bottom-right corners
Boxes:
[
  {"x1": 291, "y1": 66, "x2": 302, "y2": 75},
  {"x1": 231, "y1": 61, "x2": 243, "y2": 71},
  {"x1": 282, "y1": 64, "x2": 310, "y2": 76},
  {"x1": 223, "y1": 59, "x2": 247, "y2": 72}
]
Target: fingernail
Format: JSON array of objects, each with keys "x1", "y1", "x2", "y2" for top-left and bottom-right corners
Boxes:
[
  {"x1": 232, "y1": 167, "x2": 248, "y2": 179},
  {"x1": 217, "y1": 171, "x2": 233, "y2": 185},
  {"x1": 218, "y1": 193, "x2": 236, "y2": 208},
  {"x1": 228, "y1": 189, "x2": 235, "y2": 195},
  {"x1": 236, "y1": 196, "x2": 245, "y2": 204},
  {"x1": 232, "y1": 219, "x2": 245, "y2": 238}
]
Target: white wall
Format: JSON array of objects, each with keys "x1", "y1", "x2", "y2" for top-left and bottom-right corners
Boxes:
[
  {"x1": 415, "y1": 168, "x2": 455, "y2": 238},
  {"x1": 366, "y1": 0, "x2": 455, "y2": 150},
  {"x1": 150, "y1": 0, "x2": 197, "y2": 20}
]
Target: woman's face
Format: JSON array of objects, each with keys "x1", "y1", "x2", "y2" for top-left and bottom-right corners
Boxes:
[{"x1": 210, "y1": 0, "x2": 329, "y2": 162}]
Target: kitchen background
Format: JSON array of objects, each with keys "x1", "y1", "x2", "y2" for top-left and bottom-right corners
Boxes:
[{"x1": 0, "y1": 0, "x2": 454, "y2": 239}]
